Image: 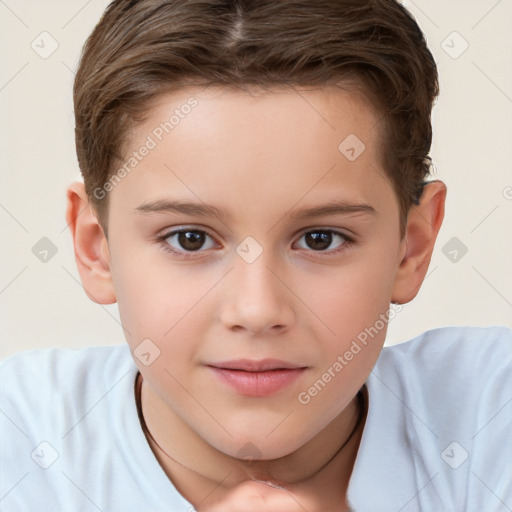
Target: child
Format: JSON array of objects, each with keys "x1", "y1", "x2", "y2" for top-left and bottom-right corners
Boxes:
[{"x1": 1, "y1": 1, "x2": 511, "y2": 510}]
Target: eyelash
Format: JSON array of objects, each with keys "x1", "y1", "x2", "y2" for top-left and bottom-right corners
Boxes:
[{"x1": 156, "y1": 227, "x2": 356, "y2": 260}]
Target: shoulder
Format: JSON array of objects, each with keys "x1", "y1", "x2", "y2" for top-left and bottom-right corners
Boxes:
[
  {"x1": 0, "y1": 344, "x2": 134, "y2": 438},
  {"x1": 0, "y1": 345, "x2": 142, "y2": 510},
  {"x1": 372, "y1": 325, "x2": 512, "y2": 418},
  {"x1": 350, "y1": 326, "x2": 512, "y2": 509},
  {"x1": 373, "y1": 325, "x2": 512, "y2": 470},
  {"x1": 377, "y1": 325, "x2": 512, "y2": 380},
  {"x1": 0, "y1": 343, "x2": 129, "y2": 369},
  {"x1": 369, "y1": 325, "x2": 512, "y2": 456},
  {"x1": 0, "y1": 343, "x2": 132, "y2": 390},
  {"x1": 383, "y1": 324, "x2": 512, "y2": 356}
]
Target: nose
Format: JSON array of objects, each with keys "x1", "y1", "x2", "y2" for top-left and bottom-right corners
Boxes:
[{"x1": 219, "y1": 253, "x2": 296, "y2": 337}]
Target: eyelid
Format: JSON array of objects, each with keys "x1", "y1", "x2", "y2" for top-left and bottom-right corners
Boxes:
[
  {"x1": 158, "y1": 225, "x2": 217, "y2": 240},
  {"x1": 294, "y1": 225, "x2": 356, "y2": 240},
  {"x1": 292, "y1": 228, "x2": 354, "y2": 253},
  {"x1": 157, "y1": 226, "x2": 221, "y2": 256}
]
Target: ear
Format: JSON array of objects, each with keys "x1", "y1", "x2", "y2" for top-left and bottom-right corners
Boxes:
[
  {"x1": 391, "y1": 180, "x2": 446, "y2": 304},
  {"x1": 65, "y1": 181, "x2": 116, "y2": 304}
]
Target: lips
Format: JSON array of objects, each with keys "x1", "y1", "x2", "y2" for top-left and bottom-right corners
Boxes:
[
  {"x1": 209, "y1": 358, "x2": 304, "y2": 372},
  {"x1": 206, "y1": 359, "x2": 307, "y2": 397}
]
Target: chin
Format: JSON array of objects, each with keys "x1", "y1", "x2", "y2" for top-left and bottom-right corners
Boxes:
[{"x1": 214, "y1": 433, "x2": 306, "y2": 462}]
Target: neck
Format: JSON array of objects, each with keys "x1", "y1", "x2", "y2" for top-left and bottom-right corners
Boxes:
[{"x1": 135, "y1": 373, "x2": 367, "y2": 509}]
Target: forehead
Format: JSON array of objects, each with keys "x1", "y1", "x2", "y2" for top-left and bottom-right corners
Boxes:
[
  {"x1": 108, "y1": 85, "x2": 394, "y2": 225},
  {"x1": 138, "y1": 84, "x2": 381, "y2": 148}
]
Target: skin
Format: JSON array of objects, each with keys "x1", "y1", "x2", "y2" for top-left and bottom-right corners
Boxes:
[{"x1": 66, "y1": 85, "x2": 446, "y2": 511}]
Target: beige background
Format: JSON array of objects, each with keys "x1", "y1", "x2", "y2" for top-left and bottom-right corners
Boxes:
[{"x1": 1, "y1": 0, "x2": 511, "y2": 360}]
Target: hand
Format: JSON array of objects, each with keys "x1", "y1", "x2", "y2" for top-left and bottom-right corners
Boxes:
[{"x1": 197, "y1": 480, "x2": 316, "y2": 512}]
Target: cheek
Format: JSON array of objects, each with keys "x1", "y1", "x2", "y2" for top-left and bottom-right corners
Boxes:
[
  {"x1": 112, "y1": 260, "x2": 214, "y2": 405},
  {"x1": 111, "y1": 251, "x2": 216, "y2": 349},
  {"x1": 290, "y1": 261, "x2": 394, "y2": 432},
  {"x1": 302, "y1": 254, "x2": 397, "y2": 340}
]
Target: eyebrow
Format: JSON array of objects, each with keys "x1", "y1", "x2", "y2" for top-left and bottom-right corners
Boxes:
[
  {"x1": 136, "y1": 200, "x2": 230, "y2": 222},
  {"x1": 135, "y1": 199, "x2": 376, "y2": 221},
  {"x1": 294, "y1": 201, "x2": 376, "y2": 219}
]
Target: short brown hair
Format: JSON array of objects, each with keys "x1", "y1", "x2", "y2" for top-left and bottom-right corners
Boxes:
[{"x1": 74, "y1": 0, "x2": 439, "y2": 235}]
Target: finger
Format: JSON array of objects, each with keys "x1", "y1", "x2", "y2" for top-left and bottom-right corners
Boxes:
[{"x1": 198, "y1": 480, "x2": 307, "y2": 512}]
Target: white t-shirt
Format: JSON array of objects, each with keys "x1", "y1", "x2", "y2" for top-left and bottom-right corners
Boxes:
[{"x1": 1, "y1": 326, "x2": 511, "y2": 511}]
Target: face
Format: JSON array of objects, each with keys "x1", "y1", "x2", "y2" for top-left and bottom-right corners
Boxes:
[{"x1": 105, "y1": 86, "x2": 406, "y2": 459}]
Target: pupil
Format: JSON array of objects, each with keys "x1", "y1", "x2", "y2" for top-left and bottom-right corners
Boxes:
[
  {"x1": 306, "y1": 232, "x2": 331, "y2": 250},
  {"x1": 179, "y1": 231, "x2": 204, "y2": 251}
]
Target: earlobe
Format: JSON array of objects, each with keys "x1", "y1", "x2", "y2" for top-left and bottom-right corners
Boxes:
[
  {"x1": 391, "y1": 180, "x2": 446, "y2": 304},
  {"x1": 65, "y1": 181, "x2": 116, "y2": 304}
]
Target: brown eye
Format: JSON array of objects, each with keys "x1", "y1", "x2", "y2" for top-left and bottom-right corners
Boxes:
[
  {"x1": 305, "y1": 232, "x2": 332, "y2": 250},
  {"x1": 296, "y1": 230, "x2": 348, "y2": 252},
  {"x1": 164, "y1": 229, "x2": 216, "y2": 253}
]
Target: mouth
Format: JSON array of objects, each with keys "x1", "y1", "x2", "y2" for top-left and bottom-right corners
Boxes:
[{"x1": 206, "y1": 359, "x2": 307, "y2": 397}]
